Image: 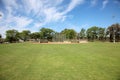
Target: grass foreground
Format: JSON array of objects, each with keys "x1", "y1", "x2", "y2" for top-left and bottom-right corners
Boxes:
[{"x1": 0, "y1": 42, "x2": 120, "y2": 80}]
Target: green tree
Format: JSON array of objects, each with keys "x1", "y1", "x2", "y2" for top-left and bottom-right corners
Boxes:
[
  {"x1": 61, "y1": 29, "x2": 77, "y2": 39},
  {"x1": 30, "y1": 32, "x2": 40, "y2": 40},
  {"x1": 0, "y1": 34, "x2": 3, "y2": 43},
  {"x1": 86, "y1": 26, "x2": 99, "y2": 41},
  {"x1": 98, "y1": 28, "x2": 105, "y2": 41},
  {"x1": 0, "y1": 34, "x2": 1, "y2": 38},
  {"x1": 6, "y1": 29, "x2": 19, "y2": 43},
  {"x1": 19, "y1": 30, "x2": 31, "y2": 41},
  {"x1": 79, "y1": 28, "x2": 86, "y2": 39},
  {"x1": 40, "y1": 28, "x2": 55, "y2": 41},
  {"x1": 107, "y1": 23, "x2": 120, "y2": 42}
]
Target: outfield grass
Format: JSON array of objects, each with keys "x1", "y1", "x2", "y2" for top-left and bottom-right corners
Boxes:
[{"x1": 0, "y1": 42, "x2": 120, "y2": 80}]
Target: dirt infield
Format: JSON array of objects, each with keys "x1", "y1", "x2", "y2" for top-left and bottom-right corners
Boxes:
[{"x1": 32, "y1": 40, "x2": 88, "y2": 44}]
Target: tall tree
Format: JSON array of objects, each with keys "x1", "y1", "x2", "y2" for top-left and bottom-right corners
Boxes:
[
  {"x1": 0, "y1": 34, "x2": 1, "y2": 38},
  {"x1": 79, "y1": 28, "x2": 86, "y2": 39},
  {"x1": 19, "y1": 30, "x2": 31, "y2": 41},
  {"x1": 86, "y1": 26, "x2": 99, "y2": 41},
  {"x1": 6, "y1": 29, "x2": 19, "y2": 43},
  {"x1": 30, "y1": 32, "x2": 40, "y2": 40},
  {"x1": 61, "y1": 29, "x2": 77, "y2": 39},
  {"x1": 0, "y1": 34, "x2": 3, "y2": 43},
  {"x1": 98, "y1": 28, "x2": 105, "y2": 41},
  {"x1": 107, "y1": 23, "x2": 120, "y2": 42},
  {"x1": 40, "y1": 28, "x2": 55, "y2": 41}
]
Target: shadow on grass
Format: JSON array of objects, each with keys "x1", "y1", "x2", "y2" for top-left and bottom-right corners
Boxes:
[{"x1": 0, "y1": 75, "x2": 6, "y2": 80}]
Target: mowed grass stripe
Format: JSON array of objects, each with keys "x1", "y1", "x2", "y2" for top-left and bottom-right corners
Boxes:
[{"x1": 0, "y1": 43, "x2": 120, "y2": 80}]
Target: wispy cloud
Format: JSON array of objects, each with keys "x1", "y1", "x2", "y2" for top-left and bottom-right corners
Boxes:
[
  {"x1": 90, "y1": 0, "x2": 98, "y2": 7},
  {"x1": 0, "y1": 0, "x2": 84, "y2": 37},
  {"x1": 63, "y1": 0, "x2": 84, "y2": 14},
  {"x1": 114, "y1": 0, "x2": 120, "y2": 4},
  {"x1": 114, "y1": 0, "x2": 120, "y2": 8},
  {"x1": 101, "y1": 0, "x2": 109, "y2": 9},
  {"x1": 13, "y1": 16, "x2": 33, "y2": 28}
]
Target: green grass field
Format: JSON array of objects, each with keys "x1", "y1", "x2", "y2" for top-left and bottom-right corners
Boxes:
[{"x1": 0, "y1": 42, "x2": 120, "y2": 80}]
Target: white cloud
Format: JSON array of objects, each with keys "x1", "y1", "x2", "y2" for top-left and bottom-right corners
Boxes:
[
  {"x1": 2, "y1": 0, "x2": 83, "y2": 24},
  {"x1": 0, "y1": 26, "x2": 8, "y2": 38},
  {"x1": 101, "y1": 0, "x2": 109, "y2": 9},
  {"x1": 114, "y1": 0, "x2": 120, "y2": 8},
  {"x1": 43, "y1": 0, "x2": 84, "y2": 23},
  {"x1": 2, "y1": 0, "x2": 18, "y2": 8},
  {"x1": 62, "y1": 0, "x2": 84, "y2": 14},
  {"x1": 0, "y1": 16, "x2": 33, "y2": 38},
  {"x1": 90, "y1": 0, "x2": 97, "y2": 7},
  {"x1": 114, "y1": 0, "x2": 120, "y2": 4},
  {"x1": 21, "y1": 0, "x2": 43, "y2": 15},
  {"x1": 0, "y1": 0, "x2": 84, "y2": 38},
  {"x1": 13, "y1": 16, "x2": 33, "y2": 28}
]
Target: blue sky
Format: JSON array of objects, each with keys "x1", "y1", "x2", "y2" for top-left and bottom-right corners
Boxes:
[{"x1": 0, "y1": 0, "x2": 120, "y2": 38}]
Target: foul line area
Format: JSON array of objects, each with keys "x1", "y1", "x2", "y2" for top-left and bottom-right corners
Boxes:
[{"x1": 32, "y1": 41, "x2": 88, "y2": 44}]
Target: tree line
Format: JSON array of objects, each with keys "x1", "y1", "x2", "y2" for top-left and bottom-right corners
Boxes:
[{"x1": 0, "y1": 23, "x2": 120, "y2": 43}]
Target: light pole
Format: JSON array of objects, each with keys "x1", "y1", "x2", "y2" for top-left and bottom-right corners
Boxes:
[
  {"x1": 112, "y1": 15, "x2": 116, "y2": 43},
  {"x1": 113, "y1": 29, "x2": 116, "y2": 43},
  {"x1": 91, "y1": 31, "x2": 95, "y2": 41},
  {"x1": 0, "y1": 18, "x2": 1, "y2": 36}
]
